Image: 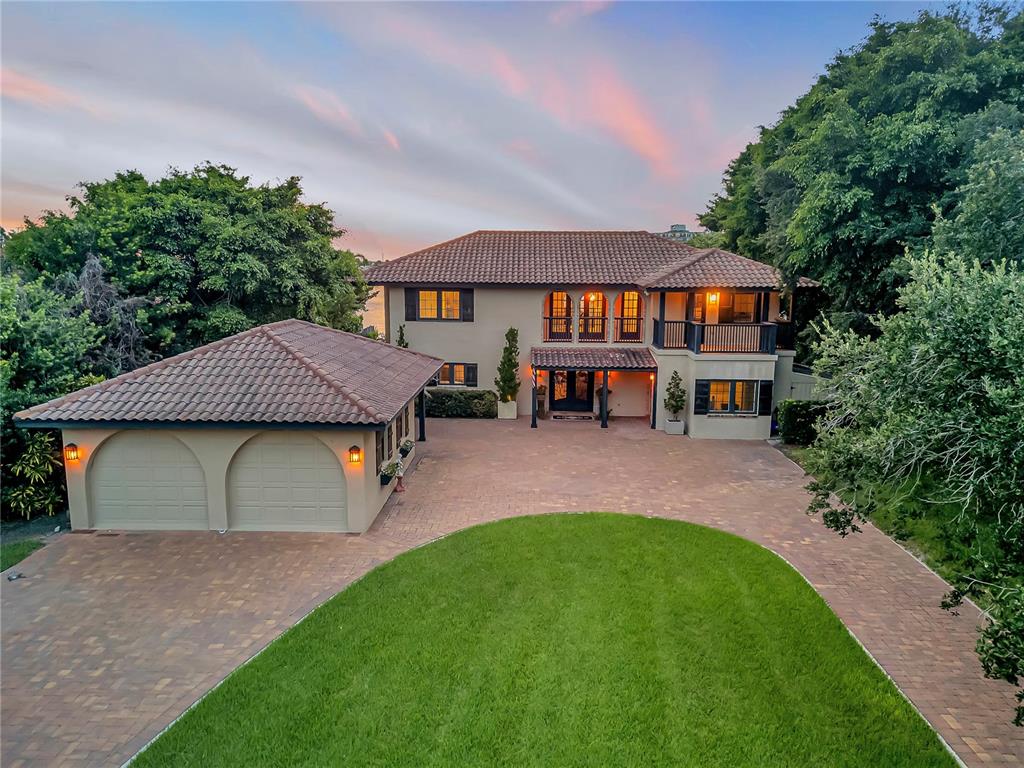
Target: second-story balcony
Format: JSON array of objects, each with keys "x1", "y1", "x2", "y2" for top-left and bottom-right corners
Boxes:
[
  {"x1": 578, "y1": 316, "x2": 607, "y2": 343},
  {"x1": 653, "y1": 320, "x2": 779, "y2": 354},
  {"x1": 543, "y1": 316, "x2": 573, "y2": 342},
  {"x1": 613, "y1": 317, "x2": 644, "y2": 343}
]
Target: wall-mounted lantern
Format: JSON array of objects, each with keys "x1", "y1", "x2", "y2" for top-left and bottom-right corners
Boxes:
[
  {"x1": 708, "y1": 291, "x2": 720, "y2": 305},
  {"x1": 348, "y1": 445, "x2": 362, "y2": 464},
  {"x1": 64, "y1": 443, "x2": 79, "y2": 463}
]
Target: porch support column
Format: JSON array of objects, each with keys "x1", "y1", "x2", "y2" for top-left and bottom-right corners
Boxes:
[
  {"x1": 531, "y1": 367, "x2": 538, "y2": 429},
  {"x1": 417, "y1": 388, "x2": 426, "y2": 441},
  {"x1": 600, "y1": 369, "x2": 609, "y2": 429},
  {"x1": 650, "y1": 370, "x2": 658, "y2": 429}
]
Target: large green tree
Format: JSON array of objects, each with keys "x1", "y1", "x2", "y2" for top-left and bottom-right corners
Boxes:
[
  {"x1": 7, "y1": 164, "x2": 371, "y2": 357},
  {"x1": 808, "y1": 253, "x2": 1024, "y2": 723},
  {"x1": 700, "y1": 6, "x2": 1024, "y2": 330},
  {"x1": 0, "y1": 270, "x2": 103, "y2": 519}
]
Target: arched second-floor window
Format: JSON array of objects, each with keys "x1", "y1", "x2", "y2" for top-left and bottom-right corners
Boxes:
[
  {"x1": 579, "y1": 291, "x2": 608, "y2": 342},
  {"x1": 543, "y1": 290, "x2": 573, "y2": 341},
  {"x1": 614, "y1": 290, "x2": 643, "y2": 342}
]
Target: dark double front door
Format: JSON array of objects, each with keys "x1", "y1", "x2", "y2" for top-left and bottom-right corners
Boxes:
[{"x1": 549, "y1": 370, "x2": 594, "y2": 412}]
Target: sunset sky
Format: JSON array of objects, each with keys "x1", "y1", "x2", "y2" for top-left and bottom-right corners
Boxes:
[{"x1": 2, "y1": 1, "x2": 939, "y2": 261}]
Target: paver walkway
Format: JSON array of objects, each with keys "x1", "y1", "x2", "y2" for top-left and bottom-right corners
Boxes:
[{"x1": 1, "y1": 418, "x2": 1020, "y2": 766}]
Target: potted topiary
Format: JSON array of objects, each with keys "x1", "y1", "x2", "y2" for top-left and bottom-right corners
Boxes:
[
  {"x1": 494, "y1": 327, "x2": 521, "y2": 420},
  {"x1": 663, "y1": 370, "x2": 687, "y2": 435}
]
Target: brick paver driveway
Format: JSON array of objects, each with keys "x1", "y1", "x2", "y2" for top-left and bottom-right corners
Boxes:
[{"x1": 2, "y1": 418, "x2": 1021, "y2": 766}]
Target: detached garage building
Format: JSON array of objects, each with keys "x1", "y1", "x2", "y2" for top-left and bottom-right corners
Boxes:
[{"x1": 14, "y1": 320, "x2": 443, "y2": 533}]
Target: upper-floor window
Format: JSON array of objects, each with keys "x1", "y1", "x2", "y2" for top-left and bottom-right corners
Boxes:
[
  {"x1": 733, "y1": 293, "x2": 756, "y2": 323},
  {"x1": 579, "y1": 291, "x2": 608, "y2": 342},
  {"x1": 614, "y1": 290, "x2": 643, "y2": 343},
  {"x1": 405, "y1": 288, "x2": 474, "y2": 322}
]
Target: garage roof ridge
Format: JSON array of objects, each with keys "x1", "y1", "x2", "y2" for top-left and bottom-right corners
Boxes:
[{"x1": 260, "y1": 324, "x2": 385, "y2": 423}]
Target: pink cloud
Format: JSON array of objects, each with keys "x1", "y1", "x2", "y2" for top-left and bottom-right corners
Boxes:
[
  {"x1": 382, "y1": 128, "x2": 401, "y2": 151},
  {"x1": 549, "y1": 1, "x2": 613, "y2": 26},
  {"x1": 294, "y1": 84, "x2": 361, "y2": 135},
  {"x1": 376, "y1": 13, "x2": 529, "y2": 99},
  {"x1": 504, "y1": 138, "x2": 542, "y2": 167},
  {"x1": 583, "y1": 60, "x2": 677, "y2": 179},
  {"x1": 1, "y1": 67, "x2": 92, "y2": 113}
]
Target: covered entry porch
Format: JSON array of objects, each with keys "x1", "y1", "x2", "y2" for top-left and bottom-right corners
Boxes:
[{"x1": 529, "y1": 347, "x2": 658, "y2": 429}]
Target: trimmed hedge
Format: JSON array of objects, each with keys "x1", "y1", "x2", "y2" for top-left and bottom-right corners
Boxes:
[
  {"x1": 423, "y1": 388, "x2": 498, "y2": 419},
  {"x1": 776, "y1": 399, "x2": 826, "y2": 446}
]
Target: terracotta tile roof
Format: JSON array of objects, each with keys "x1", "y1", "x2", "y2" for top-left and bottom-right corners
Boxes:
[
  {"x1": 365, "y1": 230, "x2": 817, "y2": 290},
  {"x1": 365, "y1": 230, "x2": 702, "y2": 285},
  {"x1": 639, "y1": 248, "x2": 819, "y2": 289},
  {"x1": 14, "y1": 320, "x2": 443, "y2": 427},
  {"x1": 530, "y1": 346, "x2": 657, "y2": 370}
]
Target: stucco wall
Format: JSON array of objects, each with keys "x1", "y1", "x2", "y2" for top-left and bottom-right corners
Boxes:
[
  {"x1": 386, "y1": 285, "x2": 656, "y2": 414},
  {"x1": 652, "y1": 350, "x2": 774, "y2": 439},
  {"x1": 385, "y1": 285, "x2": 784, "y2": 439},
  {"x1": 60, "y1": 425, "x2": 396, "y2": 533}
]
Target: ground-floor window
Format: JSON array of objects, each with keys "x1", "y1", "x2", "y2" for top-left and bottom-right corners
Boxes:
[
  {"x1": 696, "y1": 379, "x2": 761, "y2": 415},
  {"x1": 375, "y1": 430, "x2": 385, "y2": 474},
  {"x1": 432, "y1": 362, "x2": 478, "y2": 387}
]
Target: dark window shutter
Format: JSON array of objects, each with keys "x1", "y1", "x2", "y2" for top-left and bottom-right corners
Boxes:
[
  {"x1": 465, "y1": 363, "x2": 478, "y2": 387},
  {"x1": 460, "y1": 289, "x2": 474, "y2": 322},
  {"x1": 404, "y1": 288, "x2": 418, "y2": 321},
  {"x1": 758, "y1": 381, "x2": 773, "y2": 416},
  {"x1": 693, "y1": 380, "x2": 710, "y2": 415}
]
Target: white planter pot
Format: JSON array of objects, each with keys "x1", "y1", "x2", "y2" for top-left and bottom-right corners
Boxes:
[
  {"x1": 497, "y1": 400, "x2": 518, "y2": 420},
  {"x1": 665, "y1": 417, "x2": 686, "y2": 435}
]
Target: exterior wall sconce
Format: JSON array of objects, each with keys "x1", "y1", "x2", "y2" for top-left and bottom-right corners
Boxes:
[
  {"x1": 64, "y1": 443, "x2": 79, "y2": 462},
  {"x1": 708, "y1": 292, "x2": 720, "y2": 304},
  {"x1": 348, "y1": 445, "x2": 362, "y2": 464}
]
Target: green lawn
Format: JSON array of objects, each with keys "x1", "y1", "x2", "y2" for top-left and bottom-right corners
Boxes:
[
  {"x1": 136, "y1": 514, "x2": 953, "y2": 767},
  {"x1": 1, "y1": 539, "x2": 43, "y2": 571}
]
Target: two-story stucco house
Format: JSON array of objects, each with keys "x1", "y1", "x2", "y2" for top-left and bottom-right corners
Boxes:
[{"x1": 366, "y1": 230, "x2": 818, "y2": 439}]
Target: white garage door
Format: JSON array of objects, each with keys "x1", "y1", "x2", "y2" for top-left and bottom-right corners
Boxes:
[
  {"x1": 228, "y1": 433, "x2": 348, "y2": 532},
  {"x1": 89, "y1": 432, "x2": 208, "y2": 530}
]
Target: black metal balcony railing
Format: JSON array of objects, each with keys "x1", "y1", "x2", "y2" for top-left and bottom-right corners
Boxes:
[
  {"x1": 613, "y1": 316, "x2": 644, "y2": 343},
  {"x1": 543, "y1": 315, "x2": 573, "y2": 342},
  {"x1": 653, "y1": 320, "x2": 778, "y2": 354},
  {"x1": 578, "y1": 316, "x2": 607, "y2": 342},
  {"x1": 775, "y1": 322, "x2": 795, "y2": 350}
]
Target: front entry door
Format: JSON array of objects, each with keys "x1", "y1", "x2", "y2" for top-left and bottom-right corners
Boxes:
[{"x1": 549, "y1": 370, "x2": 594, "y2": 412}]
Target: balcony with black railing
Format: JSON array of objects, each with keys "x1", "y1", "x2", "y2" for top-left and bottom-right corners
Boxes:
[
  {"x1": 543, "y1": 316, "x2": 573, "y2": 342},
  {"x1": 653, "y1": 320, "x2": 778, "y2": 354},
  {"x1": 578, "y1": 316, "x2": 607, "y2": 343},
  {"x1": 613, "y1": 316, "x2": 644, "y2": 343}
]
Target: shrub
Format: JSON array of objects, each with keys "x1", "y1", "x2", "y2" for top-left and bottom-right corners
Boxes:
[
  {"x1": 494, "y1": 327, "x2": 520, "y2": 403},
  {"x1": 776, "y1": 399, "x2": 826, "y2": 446},
  {"x1": 424, "y1": 388, "x2": 497, "y2": 419},
  {"x1": 663, "y1": 371, "x2": 687, "y2": 419}
]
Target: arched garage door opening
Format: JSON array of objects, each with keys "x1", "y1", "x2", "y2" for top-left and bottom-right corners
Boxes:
[
  {"x1": 228, "y1": 433, "x2": 348, "y2": 532},
  {"x1": 88, "y1": 432, "x2": 208, "y2": 530}
]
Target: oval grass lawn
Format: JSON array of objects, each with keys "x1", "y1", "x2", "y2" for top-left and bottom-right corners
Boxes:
[{"x1": 136, "y1": 514, "x2": 953, "y2": 767}]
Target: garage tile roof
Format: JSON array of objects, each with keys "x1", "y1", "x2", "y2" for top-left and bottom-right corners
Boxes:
[
  {"x1": 364, "y1": 230, "x2": 817, "y2": 290},
  {"x1": 530, "y1": 346, "x2": 658, "y2": 371},
  {"x1": 14, "y1": 320, "x2": 443, "y2": 428}
]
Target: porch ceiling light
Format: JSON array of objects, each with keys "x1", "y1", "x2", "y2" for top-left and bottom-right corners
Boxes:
[
  {"x1": 348, "y1": 445, "x2": 362, "y2": 464},
  {"x1": 63, "y1": 443, "x2": 79, "y2": 462}
]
